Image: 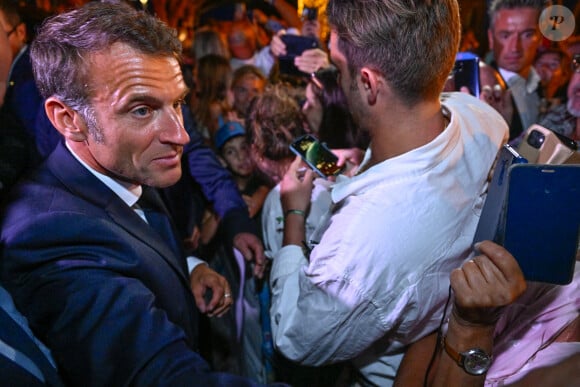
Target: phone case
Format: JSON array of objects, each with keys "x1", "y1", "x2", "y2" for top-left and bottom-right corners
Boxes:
[
  {"x1": 473, "y1": 144, "x2": 528, "y2": 245},
  {"x1": 518, "y1": 124, "x2": 578, "y2": 164},
  {"x1": 279, "y1": 35, "x2": 319, "y2": 76},
  {"x1": 474, "y1": 145, "x2": 580, "y2": 284},
  {"x1": 453, "y1": 52, "x2": 480, "y2": 96},
  {"x1": 502, "y1": 164, "x2": 580, "y2": 284},
  {"x1": 289, "y1": 134, "x2": 342, "y2": 178}
]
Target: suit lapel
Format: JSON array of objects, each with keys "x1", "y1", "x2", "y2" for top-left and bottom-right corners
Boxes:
[{"x1": 46, "y1": 143, "x2": 190, "y2": 285}]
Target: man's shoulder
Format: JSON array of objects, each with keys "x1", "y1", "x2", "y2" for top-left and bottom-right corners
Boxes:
[{"x1": 0, "y1": 163, "x2": 106, "y2": 233}]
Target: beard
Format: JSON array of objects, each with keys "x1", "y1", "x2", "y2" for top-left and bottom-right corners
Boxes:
[
  {"x1": 346, "y1": 77, "x2": 369, "y2": 134},
  {"x1": 82, "y1": 106, "x2": 105, "y2": 143}
]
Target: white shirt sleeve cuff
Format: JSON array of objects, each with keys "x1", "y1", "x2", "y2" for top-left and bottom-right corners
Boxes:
[{"x1": 187, "y1": 256, "x2": 207, "y2": 275}]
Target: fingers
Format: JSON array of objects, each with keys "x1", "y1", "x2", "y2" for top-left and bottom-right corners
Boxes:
[
  {"x1": 294, "y1": 48, "x2": 329, "y2": 74},
  {"x1": 474, "y1": 241, "x2": 524, "y2": 283},
  {"x1": 204, "y1": 278, "x2": 233, "y2": 318},
  {"x1": 190, "y1": 265, "x2": 233, "y2": 317},
  {"x1": 233, "y1": 234, "x2": 266, "y2": 279},
  {"x1": 450, "y1": 241, "x2": 528, "y2": 319}
]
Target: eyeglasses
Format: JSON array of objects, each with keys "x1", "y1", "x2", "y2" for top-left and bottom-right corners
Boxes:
[{"x1": 573, "y1": 54, "x2": 580, "y2": 73}]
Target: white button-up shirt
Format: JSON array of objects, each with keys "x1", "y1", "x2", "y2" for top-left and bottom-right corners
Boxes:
[{"x1": 269, "y1": 92, "x2": 509, "y2": 385}]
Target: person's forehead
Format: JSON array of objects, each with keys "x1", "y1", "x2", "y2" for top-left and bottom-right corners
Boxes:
[
  {"x1": 224, "y1": 135, "x2": 246, "y2": 148},
  {"x1": 237, "y1": 73, "x2": 262, "y2": 84},
  {"x1": 88, "y1": 44, "x2": 184, "y2": 96},
  {"x1": 493, "y1": 7, "x2": 539, "y2": 27}
]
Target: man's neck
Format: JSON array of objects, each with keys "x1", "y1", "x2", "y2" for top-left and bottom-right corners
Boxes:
[{"x1": 367, "y1": 98, "x2": 446, "y2": 167}]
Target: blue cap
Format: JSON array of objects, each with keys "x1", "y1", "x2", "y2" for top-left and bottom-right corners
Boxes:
[{"x1": 214, "y1": 121, "x2": 246, "y2": 150}]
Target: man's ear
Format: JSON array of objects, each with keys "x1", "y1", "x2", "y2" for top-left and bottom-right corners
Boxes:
[
  {"x1": 15, "y1": 22, "x2": 27, "y2": 43},
  {"x1": 44, "y1": 97, "x2": 89, "y2": 142},
  {"x1": 360, "y1": 67, "x2": 381, "y2": 105}
]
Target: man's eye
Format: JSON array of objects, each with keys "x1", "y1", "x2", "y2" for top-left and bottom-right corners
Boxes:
[
  {"x1": 132, "y1": 106, "x2": 151, "y2": 117},
  {"x1": 522, "y1": 31, "x2": 537, "y2": 40}
]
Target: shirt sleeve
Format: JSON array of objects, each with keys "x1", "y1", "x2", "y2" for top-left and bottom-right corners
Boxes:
[
  {"x1": 186, "y1": 256, "x2": 207, "y2": 274},
  {"x1": 269, "y1": 244, "x2": 388, "y2": 366}
]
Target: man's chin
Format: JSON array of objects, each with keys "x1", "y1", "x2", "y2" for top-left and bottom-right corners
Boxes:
[{"x1": 147, "y1": 169, "x2": 182, "y2": 188}]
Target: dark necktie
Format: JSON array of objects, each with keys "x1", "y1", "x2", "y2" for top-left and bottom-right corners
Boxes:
[{"x1": 136, "y1": 186, "x2": 183, "y2": 261}]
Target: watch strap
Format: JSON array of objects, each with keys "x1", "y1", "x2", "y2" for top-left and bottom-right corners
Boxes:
[
  {"x1": 441, "y1": 335, "x2": 462, "y2": 365},
  {"x1": 441, "y1": 335, "x2": 492, "y2": 376}
]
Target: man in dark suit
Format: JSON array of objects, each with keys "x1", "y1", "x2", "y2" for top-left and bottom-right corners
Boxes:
[
  {"x1": 0, "y1": 2, "x2": 263, "y2": 385},
  {"x1": 487, "y1": 0, "x2": 543, "y2": 142}
]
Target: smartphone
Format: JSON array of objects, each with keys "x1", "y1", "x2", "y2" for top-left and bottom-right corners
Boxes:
[
  {"x1": 474, "y1": 144, "x2": 580, "y2": 284},
  {"x1": 451, "y1": 52, "x2": 480, "y2": 96},
  {"x1": 279, "y1": 35, "x2": 319, "y2": 76},
  {"x1": 502, "y1": 164, "x2": 580, "y2": 284},
  {"x1": 517, "y1": 124, "x2": 578, "y2": 164},
  {"x1": 289, "y1": 134, "x2": 343, "y2": 178},
  {"x1": 473, "y1": 144, "x2": 528, "y2": 246}
]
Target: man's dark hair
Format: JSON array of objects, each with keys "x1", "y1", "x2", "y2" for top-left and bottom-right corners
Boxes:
[
  {"x1": 488, "y1": 0, "x2": 545, "y2": 27},
  {"x1": 326, "y1": 0, "x2": 460, "y2": 106},
  {"x1": 30, "y1": 1, "x2": 182, "y2": 113}
]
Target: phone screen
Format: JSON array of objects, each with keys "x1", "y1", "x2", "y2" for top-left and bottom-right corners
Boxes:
[{"x1": 290, "y1": 135, "x2": 343, "y2": 178}]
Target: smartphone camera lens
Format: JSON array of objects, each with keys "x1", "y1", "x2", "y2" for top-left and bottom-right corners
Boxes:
[{"x1": 527, "y1": 130, "x2": 545, "y2": 149}]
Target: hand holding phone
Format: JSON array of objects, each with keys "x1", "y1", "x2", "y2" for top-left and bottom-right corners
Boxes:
[
  {"x1": 278, "y1": 35, "x2": 319, "y2": 76},
  {"x1": 451, "y1": 52, "x2": 480, "y2": 96},
  {"x1": 289, "y1": 134, "x2": 343, "y2": 178},
  {"x1": 517, "y1": 124, "x2": 578, "y2": 165}
]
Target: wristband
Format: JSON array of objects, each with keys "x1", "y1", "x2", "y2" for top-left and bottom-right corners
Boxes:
[{"x1": 285, "y1": 209, "x2": 306, "y2": 218}]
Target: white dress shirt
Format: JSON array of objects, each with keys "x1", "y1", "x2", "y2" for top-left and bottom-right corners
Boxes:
[
  {"x1": 269, "y1": 92, "x2": 509, "y2": 385},
  {"x1": 65, "y1": 143, "x2": 204, "y2": 273}
]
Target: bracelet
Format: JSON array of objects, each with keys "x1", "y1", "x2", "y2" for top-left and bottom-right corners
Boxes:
[{"x1": 285, "y1": 209, "x2": 306, "y2": 218}]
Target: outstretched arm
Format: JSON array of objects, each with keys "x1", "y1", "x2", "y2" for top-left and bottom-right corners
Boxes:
[{"x1": 395, "y1": 241, "x2": 527, "y2": 387}]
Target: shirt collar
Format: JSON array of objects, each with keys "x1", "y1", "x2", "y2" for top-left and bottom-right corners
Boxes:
[
  {"x1": 65, "y1": 142, "x2": 142, "y2": 207},
  {"x1": 499, "y1": 66, "x2": 541, "y2": 93}
]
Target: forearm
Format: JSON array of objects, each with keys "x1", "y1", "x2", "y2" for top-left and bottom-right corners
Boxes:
[
  {"x1": 268, "y1": 0, "x2": 301, "y2": 29},
  {"x1": 430, "y1": 313, "x2": 494, "y2": 387}
]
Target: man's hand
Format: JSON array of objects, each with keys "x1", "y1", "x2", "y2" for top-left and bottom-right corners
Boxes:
[
  {"x1": 333, "y1": 147, "x2": 365, "y2": 177},
  {"x1": 279, "y1": 156, "x2": 315, "y2": 247},
  {"x1": 280, "y1": 156, "x2": 315, "y2": 214},
  {"x1": 450, "y1": 240, "x2": 527, "y2": 326},
  {"x1": 478, "y1": 63, "x2": 514, "y2": 125},
  {"x1": 270, "y1": 31, "x2": 287, "y2": 57},
  {"x1": 233, "y1": 232, "x2": 266, "y2": 279},
  {"x1": 190, "y1": 264, "x2": 233, "y2": 317},
  {"x1": 479, "y1": 85, "x2": 513, "y2": 126},
  {"x1": 295, "y1": 48, "x2": 330, "y2": 74}
]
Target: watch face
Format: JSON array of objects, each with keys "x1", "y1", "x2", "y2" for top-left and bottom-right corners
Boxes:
[{"x1": 463, "y1": 349, "x2": 492, "y2": 376}]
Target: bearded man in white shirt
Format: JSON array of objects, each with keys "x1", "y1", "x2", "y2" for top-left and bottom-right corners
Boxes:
[{"x1": 268, "y1": 0, "x2": 508, "y2": 385}]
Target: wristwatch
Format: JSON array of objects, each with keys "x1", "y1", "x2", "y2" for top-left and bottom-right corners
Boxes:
[{"x1": 441, "y1": 336, "x2": 492, "y2": 376}]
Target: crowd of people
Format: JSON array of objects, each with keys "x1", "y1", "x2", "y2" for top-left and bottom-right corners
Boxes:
[{"x1": 0, "y1": 0, "x2": 578, "y2": 386}]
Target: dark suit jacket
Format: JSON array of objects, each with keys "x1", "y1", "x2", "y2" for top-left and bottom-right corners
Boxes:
[
  {"x1": 0, "y1": 286, "x2": 64, "y2": 386},
  {"x1": 0, "y1": 142, "x2": 261, "y2": 386},
  {"x1": 5, "y1": 46, "x2": 43, "y2": 139}
]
